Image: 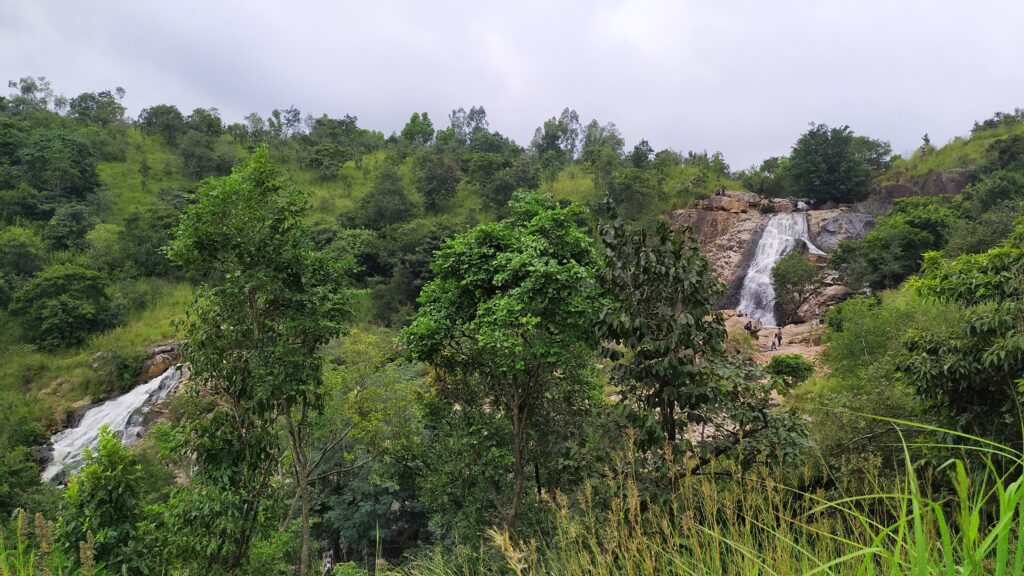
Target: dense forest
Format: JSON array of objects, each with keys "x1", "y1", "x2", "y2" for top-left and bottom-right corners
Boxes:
[{"x1": 2, "y1": 75, "x2": 1024, "y2": 575}]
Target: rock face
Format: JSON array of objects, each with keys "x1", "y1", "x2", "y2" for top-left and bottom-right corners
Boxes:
[
  {"x1": 798, "y1": 285, "x2": 854, "y2": 323},
  {"x1": 668, "y1": 208, "x2": 766, "y2": 291},
  {"x1": 857, "y1": 169, "x2": 971, "y2": 215},
  {"x1": 919, "y1": 169, "x2": 970, "y2": 197},
  {"x1": 140, "y1": 341, "x2": 182, "y2": 382},
  {"x1": 697, "y1": 190, "x2": 762, "y2": 213},
  {"x1": 808, "y1": 209, "x2": 876, "y2": 252}
]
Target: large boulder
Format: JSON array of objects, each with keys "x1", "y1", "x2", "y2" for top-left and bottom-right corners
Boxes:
[
  {"x1": 809, "y1": 210, "x2": 876, "y2": 252},
  {"x1": 140, "y1": 340, "x2": 182, "y2": 382},
  {"x1": 798, "y1": 285, "x2": 854, "y2": 323}
]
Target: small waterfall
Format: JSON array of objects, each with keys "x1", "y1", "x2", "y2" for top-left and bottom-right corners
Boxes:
[
  {"x1": 736, "y1": 212, "x2": 823, "y2": 326},
  {"x1": 42, "y1": 366, "x2": 184, "y2": 483}
]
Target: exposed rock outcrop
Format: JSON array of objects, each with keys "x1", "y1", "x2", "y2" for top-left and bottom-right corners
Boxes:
[
  {"x1": 857, "y1": 169, "x2": 971, "y2": 214},
  {"x1": 919, "y1": 169, "x2": 970, "y2": 197},
  {"x1": 140, "y1": 341, "x2": 182, "y2": 382},
  {"x1": 668, "y1": 208, "x2": 766, "y2": 290},
  {"x1": 798, "y1": 285, "x2": 854, "y2": 323},
  {"x1": 697, "y1": 190, "x2": 762, "y2": 213},
  {"x1": 808, "y1": 209, "x2": 876, "y2": 252}
]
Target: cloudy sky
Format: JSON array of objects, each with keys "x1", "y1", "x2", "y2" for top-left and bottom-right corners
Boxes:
[{"x1": 2, "y1": 1, "x2": 1022, "y2": 167}]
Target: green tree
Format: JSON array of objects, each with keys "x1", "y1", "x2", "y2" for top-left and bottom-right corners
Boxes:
[
  {"x1": 598, "y1": 215, "x2": 806, "y2": 470},
  {"x1": 68, "y1": 90, "x2": 126, "y2": 126},
  {"x1": 764, "y1": 354, "x2": 814, "y2": 390},
  {"x1": 353, "y1": 166, "x2": 418, "y2": 229},
  {"x1": 20, "y1": 132, "x2": 100, "y2": 205},
  {"x1": 0, "y1": 225, "x2": 46, "y2": 279},
  {"x1": 44, "y1": 202, "x2": 96, "y2": 250},
  {"x1": 788, "y1": 123, "x2": 889, "y2": 203},
  {"x1": 831, "y1": 197, "x2": 959, "y2": 289},
  {"x1": 400, "y1": 112, "x2": 434, "y2": 145},
  {"x1": 628, "y1": 139, "x2": 654, "y2": 168},
  {"x1": 900, "y1": 222, "x2": 1024, "y2": 442},
  {"x1": 165, "y1": 147, "x2": 349, "y2": 576},
  {"x1": 404, "y1": 191, "x2": 602, "y2": 529},
  {"x1": 10, "y1": 263, "x2": 121, "y2": 349},
  {"x1": 84, "y1": 223, "x2": 124, "y2": 273},
  {"x1": 57, "y1": 427, "x2": 146, "y2": 574},
  {"x1": 414, "y1": 150, "x2": 461, "y2": 211},
  {"x1": 597, "y1": 216, "x2": 725, "y2": 445},
  {"x1": 138, "y1": 104, "x2": 186, "y2": 144},
  {"x1": 771, "y1": 251, "x2": 820, "y2": 325},
  {"x1": 740, "y1": 156, "x2": 791, "y2": 198}
]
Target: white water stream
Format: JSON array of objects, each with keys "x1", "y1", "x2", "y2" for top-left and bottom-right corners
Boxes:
[
  {"x1": 42, "y1": 366, "x2": 184, "y2": 482},
  {"x1": 736, "y1": 212, "x2": 823, "y2": 327}
]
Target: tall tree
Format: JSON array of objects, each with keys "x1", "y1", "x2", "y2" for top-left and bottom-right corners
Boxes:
[
  {"x1": 166, "y1": 148, "x2": 349, "y2": 575},
  {"x1": 771, "y1": 251, "x2": 820, "y2": 325},
  {"x1": 598, "y1": 216, "x2": 725, "y2": 444},
  {"x1": 788, "y1": 123, "x2": 890, "y2": 204},
  {"x1": 404, "y1": 191, "x2": 602, "y2": 529}
]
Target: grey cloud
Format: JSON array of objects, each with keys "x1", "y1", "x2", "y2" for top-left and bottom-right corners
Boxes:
[{"x1": 2, "y1": 0, "x2": 1022, "y2": 166}]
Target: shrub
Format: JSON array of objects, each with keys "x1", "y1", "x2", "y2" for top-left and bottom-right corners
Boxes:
[{"x1": 9, "y1": 263, "x2": 122, "y2": 349}]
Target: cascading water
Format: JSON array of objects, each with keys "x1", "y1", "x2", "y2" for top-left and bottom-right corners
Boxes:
[
  {"x1": 736, "y1": 212, "x2": 823, "y2": 327},
  {"x1": 42, "y1": 365, "x2": 184, "y2": 482}
]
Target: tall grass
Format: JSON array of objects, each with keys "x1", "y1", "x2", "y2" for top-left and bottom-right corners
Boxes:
[{"x1": 405, "y1": 422, "x2": 1024, "y2": 575}]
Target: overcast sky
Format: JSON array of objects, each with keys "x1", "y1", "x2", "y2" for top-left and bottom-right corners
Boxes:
[{"x1": 2, "y1": 1, "x2": 1022, "y2": 167}]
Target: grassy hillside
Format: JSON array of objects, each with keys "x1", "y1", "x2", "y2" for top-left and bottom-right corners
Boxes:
[{"x1": 882, "y1": 119, "x2": 1024, "y2": 181}]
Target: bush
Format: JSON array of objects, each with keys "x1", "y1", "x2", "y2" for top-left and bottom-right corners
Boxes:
[
  {"x1": 57, "y1": 427, "x2": 147, "y2": 574},
  {"x1": 9, "y1": 263, "x2": 122, "y2": 349},
  {"x1": 764, "y1": 354, "x2": 814, "y2": 390}
]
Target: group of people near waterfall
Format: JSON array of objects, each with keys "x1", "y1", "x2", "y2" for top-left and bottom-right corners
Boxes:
[{"x1": 743, "y1": 318, "x2": 784, "y2": 350}]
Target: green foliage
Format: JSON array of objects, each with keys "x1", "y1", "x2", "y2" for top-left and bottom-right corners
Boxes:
[
  {"x1": 740, "y1": 156, "x2": 790, "y2": 198},
  {"x1": 400, "y1": 112, "x2": 434, "y2": 145},
  {"x1": 788, "y1": 123, "x2": 890, "y2": 203},
  {"x1": 405, "y1": 191, "x2": 603, "y2": 530},
  {"x1": 771, "y1": 250, "x2": 819, "y2": 325},
  {"x1": 597, "y1": 216, "x2": 725, "y2": 445},
  {"x1": 20, "y1": 132, "x2": 100, "y2": 204},
  {"x1": 314, "y1": 329, "x2": 428, "y2": 564},
  {"x1": 352, "y1": 166, "x2": 418, "y2": 229},
  {"x1": 138, "y1": 104, "x2": 186, "y2": 145},
  {"x1": 900, "y1": 222, "x2": 1024, "y2": 440},
  {"x1": 165, "y1": 147, "x2": 350, "y2": 574},
  {"x1": 45, "y1": 202, "x2": 96, "y2": 251},
  {"x1": 57, "y1": 426, "x2": 147, "y2": 573},
  {"x1": 831, "y1": 196, "x2": 961, "y2": 289},
  {"x1": 799, "y1": 292, "x2": 952, "y2": 471},
  {"x1": 0, "y1": 226, "x2": 46, "y2": 306},
  {"x1": 10, "y1": 264, "x2": 122, "y2": 350},
  {"x1": 414, "y1": 150, "x2": 461, "y2": 211},
  {"x1": 764, "y1": 354, "x2": 813, "y2": 390}
]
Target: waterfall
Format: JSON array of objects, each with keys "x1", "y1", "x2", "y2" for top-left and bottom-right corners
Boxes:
[
  {"x1": 736, "y1": 212, "x2": 823, "y2": 327},
  {"x1": 42, "y1": 366, "x2": 184, "y2": 483}
]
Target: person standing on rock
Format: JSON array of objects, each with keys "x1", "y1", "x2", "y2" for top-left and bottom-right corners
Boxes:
[{"x1": 775, "y1": 327, "x2": 783, "y2": 348}]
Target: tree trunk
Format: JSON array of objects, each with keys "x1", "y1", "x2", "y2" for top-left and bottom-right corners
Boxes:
[
  {"x1": 299, "y1": 470, "x2": 311, "y2": 576},
  {"x1": 509, "y1": 397, "x2": 527, "y2": 530},
  {"x1": 285, "y1": 408, "x2": 312, "y2": 576}
]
